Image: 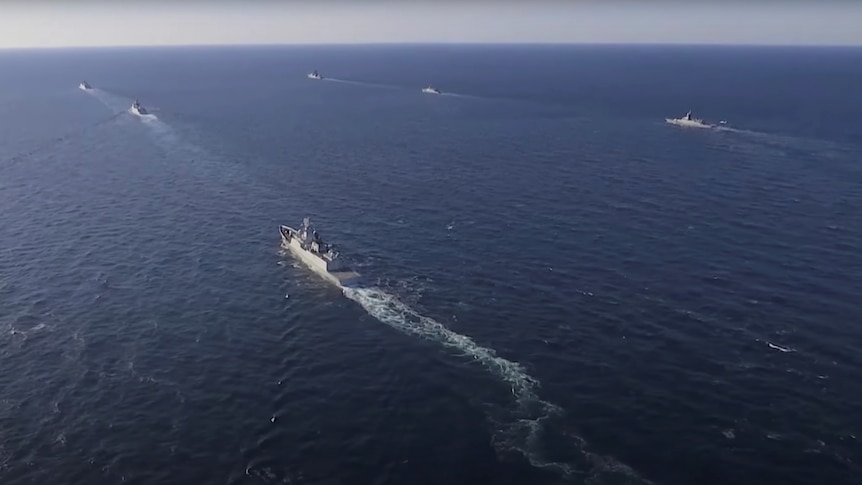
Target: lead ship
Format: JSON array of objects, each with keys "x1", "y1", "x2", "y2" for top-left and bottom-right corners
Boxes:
[
  {"x1": 279, "y1": 218, "x2": 360, "y2": 287},
  {"x1": 666, "y1": 110, "x2": 712, "y2": 129}
]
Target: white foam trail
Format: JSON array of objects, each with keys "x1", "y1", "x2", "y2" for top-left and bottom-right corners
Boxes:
[
  {"x1": 714, "y1": 124, "x2": 835, "y2": 152},
  {"x1": 131, "y1": 111, "x2": 159, "y2": 122},
  {"x1": 767, "y1": 342, "x2": 794, "y2": 353},
  {"x1": 86, "y1": 89, "x2": 130, "y2": 115},
  {"x1": 439, "y1": 92, "x2": 475, "y2": 98},
  {"x1": 133, "y1": 112, "x2": 178, "y2": 146},
  {"x1": 323, "y1": 78, "x2": 406, "y2": 91},
  {"x1": 343, "y1": 285, "x2": 651, "y2": 483},
  {"x1": 714, "y1": 125, "x2": 756, "y2": 135},
  {"x1": 82, "y1": 88, "x2": 107, "y2": 106},
  {"x1": 343, "y1": 286, "x2": 539, "y2": 399}
]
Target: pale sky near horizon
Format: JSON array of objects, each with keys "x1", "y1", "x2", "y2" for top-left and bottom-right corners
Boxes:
[{"x1": 1, "y1": 1, "x2": 861, "y2": 49}]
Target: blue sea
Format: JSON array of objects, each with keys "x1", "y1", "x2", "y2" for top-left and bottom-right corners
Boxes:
[{"x1": 1, "y1": 44, "x2": 861, "y2": 485}]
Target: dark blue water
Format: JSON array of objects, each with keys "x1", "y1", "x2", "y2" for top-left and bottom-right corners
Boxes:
[{"x1": 1, "y1": 45, "x2": 861, "y2": 485}]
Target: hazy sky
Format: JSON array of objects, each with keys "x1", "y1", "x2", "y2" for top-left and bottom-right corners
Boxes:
[{"x1": 1, "y1": 1, "x2": 861, "y2": 49}]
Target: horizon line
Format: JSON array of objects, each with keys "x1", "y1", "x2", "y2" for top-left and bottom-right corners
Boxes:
[{"x1": 3, "y1": 40, "x2": 862, "y2": 51}]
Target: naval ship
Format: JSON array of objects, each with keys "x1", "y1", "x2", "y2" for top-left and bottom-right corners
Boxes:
[
  {"x1": 307, "y1": 70, "x2": 323, "y2": 80},
  {"x1": 79, "y1": 81, "x2": 92, "y2": 91},
  {"x1": 666, "y1": 110, "x2": 712, "y2": 129},
  {"x1": 279, "y1": 218, "x2": 360, "y2": 287},
  {"x1": 130, "y1": 99, "x2": 149, "y2": 116},
  {"x1": 422, "y1": 85, "x2": 442, "y2": 95}
]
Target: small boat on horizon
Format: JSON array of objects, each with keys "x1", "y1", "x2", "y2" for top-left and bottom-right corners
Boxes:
[
  {"x1": 422, "y1": 85, "x2": 442, "y2": 95},
  {"x1": 666, "y1": 110, "x2": 712, "y2": 129},
  {"x1": 307, "y1": 70, "x2": 323, "y2": 80},
  {"x1": 79, "y1": 81, "x2": 92, "y2": 91}
]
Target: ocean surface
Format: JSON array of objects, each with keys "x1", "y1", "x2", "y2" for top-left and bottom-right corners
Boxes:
[{"x1": 1, "y1": 44, "x2": 861, "y2": 485}]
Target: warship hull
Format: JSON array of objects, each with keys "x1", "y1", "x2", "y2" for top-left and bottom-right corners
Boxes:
[
  {"x1": 280, "y1": 225, "x2": 360, "y2": 288},
  {"x1": 666, "y1": 118, "x2": 711, "y2": 128}
]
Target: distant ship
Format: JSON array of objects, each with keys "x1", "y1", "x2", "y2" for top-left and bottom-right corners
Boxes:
[
  {"x1": 129, "y1": 99, "x2": 149, "y2": 116},
  {"x1": 666, "y1": 110, "x2": 712, "y2": 129},
  {"x1": 279, "y1": 218, "x2": 360, "y2": 287},
  {"x1": 307, "y1": 70, "x2": 323, "y2": 80},
  {"x1": 422, "y1": 85, "x2": 442, "y2": 95},
  {"x1": 78, "y1": 81, "x2": 92, "y2": 91}
]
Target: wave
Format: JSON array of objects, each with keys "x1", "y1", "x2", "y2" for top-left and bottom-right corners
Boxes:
[
  {"x1": 343, "y1": 285, "x2": 652, "y2": 484},
  {"x1": 4, "y1": 111, "x2": 124, "y2": 168},
  {"x1": 318, "y1": 78, "x2": 475, "y2": 98}
]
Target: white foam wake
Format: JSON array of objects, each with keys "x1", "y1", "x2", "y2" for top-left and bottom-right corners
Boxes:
[
  {"x1": 323, "y1": 78, "x2": 410, "y2": 93},
  {"x1": 86, "y1": 89, "x2": 131, "y2": 116},
  {"x1": 342, "y1": 286, "x2": 651, "y2": 483},
  {"x1": 767, "y1": 342, "x2": 794, "y2": 353},
  {"x1": 343, "y1": 286, "x2": 539, "y2": 400},
  {"x1": 132, "y1": 111, "x2": 159, "y2": 122}
]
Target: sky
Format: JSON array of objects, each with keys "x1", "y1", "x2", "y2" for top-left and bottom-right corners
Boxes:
[{"x1": 1, "y1": 1, "x2": 861, "y2": 49}]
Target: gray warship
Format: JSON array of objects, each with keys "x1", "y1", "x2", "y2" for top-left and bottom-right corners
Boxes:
[
  {"x1": 279, "y1": 218, "x2": 360, "y2": 287},
  {"x1": 130, "y1": 99, "x2": 149, "y2": 116}
]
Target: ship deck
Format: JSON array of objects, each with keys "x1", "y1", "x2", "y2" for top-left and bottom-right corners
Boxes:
[{"x1": 280, "y1": 225, "x2": 360, "y2": 287}]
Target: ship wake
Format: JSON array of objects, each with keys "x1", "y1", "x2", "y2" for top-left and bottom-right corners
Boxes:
[
  {"x1": 132, "y1": 111, "x2": 159, "y2": 121},
  {"x1": 342, "y1": 285, "x2": 651, "y2": 484},
  {"x1": 84, "y1": 88, "x2": 161, "y2": 122},
  {"x1": 323, "y1": 78, "x2": 401, "y2": 90},
  {"x1": 82, "y1": 88, "x2": 116, "y2": 112}
]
